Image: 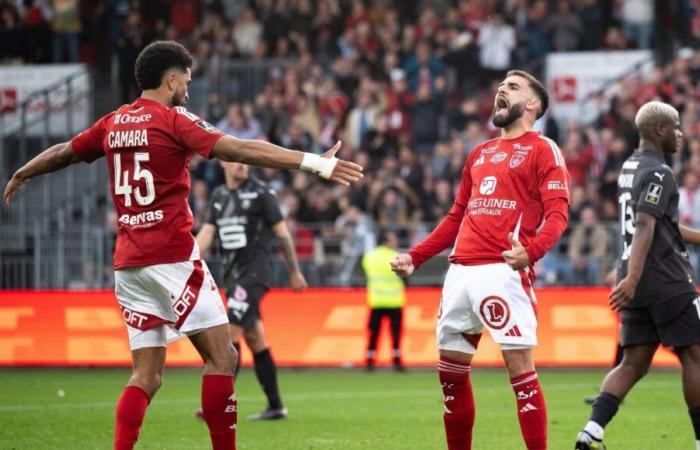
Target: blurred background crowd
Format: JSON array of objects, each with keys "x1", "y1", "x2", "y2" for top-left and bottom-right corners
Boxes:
[{"x1": 3, "y1": 0, "x2": 700, "y2": 287}]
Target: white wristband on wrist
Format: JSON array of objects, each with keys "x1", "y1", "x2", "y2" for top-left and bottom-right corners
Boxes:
[{"x1": 300, "y1": 153, "x2": 338, "y2": 180}]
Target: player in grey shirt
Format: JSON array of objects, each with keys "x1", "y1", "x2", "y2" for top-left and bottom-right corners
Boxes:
[
  {"x1": 197, "y1": 161, "x2": 307, "y2": 421},
  {"x1": 575, "y1": 102, "x2": 700, "y2": 450}
]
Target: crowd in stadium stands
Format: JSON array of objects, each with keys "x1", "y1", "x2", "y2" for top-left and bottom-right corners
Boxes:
[{"x1": 4, "y1": 0, "x2": 700, "y2": 286}]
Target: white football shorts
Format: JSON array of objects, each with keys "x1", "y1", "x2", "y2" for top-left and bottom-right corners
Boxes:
[
  {"x1": 437, "y1": 262, "x2": 538, "y2": 354},
  {"x1": 115, "y1": 260, "x2": 228, "y2": 350}
]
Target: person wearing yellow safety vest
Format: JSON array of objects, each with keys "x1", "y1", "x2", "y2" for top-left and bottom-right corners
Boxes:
[{"x1": 362, "y1": 230, "x2": 406, "y2": 371}]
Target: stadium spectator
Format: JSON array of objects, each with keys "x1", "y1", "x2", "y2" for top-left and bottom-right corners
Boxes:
[
  {"x1": 216, "y1": 103, "x2": 265, "y2": 140},
  {"x1": 190, "y1": 178, "x2": 209, "y2": 231},
  {"x1": 566, "y1": 206, "x2": 610, "y2": 285},
  {"x1": 51, "y1": 0, "x2": 80, "y2": 63},
  {"x1": 545, "y1": 0, "x2": 583, "y2": 52},
  {"x1": 23, "y1": 0, "x2": 52, "y2": 63},
  {"x1": 577, "y1": 0, "x2": 605, "y2": 50},
  {"x1": 620, "y1": 0, "x2": 654, "y2": 49},
  {"x1": 447, "y1": 98, "x2": 481, "y2": 135},
  {"x1": 522, "y1": 0, "x2": 550, "y2": 62},
  {"x1": 602, "y1": 25, "x2": 632, "y2": 50},
  {"x1": 116, "y1": 10, "x2": 147, "y2": 104},
  {"x1": 346, "y1": 90, "x2": 379, "y2": 150},
  {"x1": 385, "y1": 68, "x2": 415, "y2": 137},
  {"x1": 599, "y1": 134, "x2": 633, "y2": 218},
  {"x1": 0, "y1": 2, "x2": 24, "y2": 62},
  {"x1": 281, "y1": 122, "x2": 314, "y2": 153},
  {"x1": 397, "y1": 145, "x2": 424, "y2": 192},
  {"x1": 299, "y1": 183, "x2": 341, "y2": 224},
  {"x1": 424, "y1": 178, "x2": 454, "y2": 223},
  {"x1": 477, "y1": 12, "x2": 516, "y2": 85},
  {"x1": 367, "y1": 177, "x2": 421, "y2": 232},
  {"x1": 562, "y1": 129, "x2": 594, "y2": 188},
  {"x1": 411, "y1": 83, "x2": 444, "y2": 155},
  {"x1": 191, "y1": 153, "x2": 224, "y2": 193},
  {"x1": 233, "y1": 7, "x2": 262, "y2": 57},
  {"x1": 105, "y1": 0, "x2": 131, "y2": 54},
  {"x1": 680, "y1": 170, "x2": 700, "y2": 228},
  {"x1": 256, "y1": 92, "x2": 292, "y2": 146},
  {"x1": 362, "y1": 113, "x2": 398, "y2": 170},
  {"x1": 679, "y1": 169, "x2": 700, "y2": 277},
  {"x1": 335, "y1": 204, "x2": 375, "y2": 286},
  {"x1": 403, "y1": 40, "x2": 445, "y2": 94},
  {"x1": 169, "y1": 0, "x2": 199, "y2": 37}
]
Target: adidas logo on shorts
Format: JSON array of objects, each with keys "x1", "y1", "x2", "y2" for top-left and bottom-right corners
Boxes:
[{"x1": 504, "y1": 325, "x2": 522, "y2": 337}]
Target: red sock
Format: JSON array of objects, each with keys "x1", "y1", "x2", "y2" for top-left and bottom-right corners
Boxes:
[
  {"x1": 511, "y1": 371, "x2": 547, "y2": 450},
  {"x1": 438, "y1": 356, "x2": 475, "y2": 450},
  {"x1": 114, "y1": 386, "x2": 150, "y2": 450},
  {"x1": 202, "y1": 375, "x2": 237, "y2": 450}
]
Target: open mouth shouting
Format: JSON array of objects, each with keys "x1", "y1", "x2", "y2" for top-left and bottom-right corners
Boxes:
[{"x1": 495, "y1": 96, "x2": 509, "y2": 113}]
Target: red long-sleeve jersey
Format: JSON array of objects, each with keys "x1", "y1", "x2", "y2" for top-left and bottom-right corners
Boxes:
[
  {"x1": 72, "y1": 98, "x2": 225, "y2": 269},
  {"x1": 409, "y1": 131, "x2": 570, "y2": 276}
]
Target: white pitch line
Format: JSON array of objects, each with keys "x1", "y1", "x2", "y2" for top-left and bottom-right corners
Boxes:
[{"x1": 0, "y1": 381, "x2": 680, "y2": 413}]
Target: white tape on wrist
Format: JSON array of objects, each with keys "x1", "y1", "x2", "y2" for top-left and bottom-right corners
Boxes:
[{"x1": 300, "y1": 153, "x2": 338, "y2": 179}]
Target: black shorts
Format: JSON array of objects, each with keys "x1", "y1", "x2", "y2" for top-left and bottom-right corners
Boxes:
[
  {"x1": 225, "y1": 281, "x2": 268, "y2": 330},
  {"x1": 620, "y1": 292, "x2": 700, "y2": 348}
]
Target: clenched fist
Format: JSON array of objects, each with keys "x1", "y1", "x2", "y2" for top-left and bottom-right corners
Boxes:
[{"x1": 390, "y1": 253, "x2": 415, "y2": 278}]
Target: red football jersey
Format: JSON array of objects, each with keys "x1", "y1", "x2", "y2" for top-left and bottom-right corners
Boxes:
[
  {"x1": 71, "y1": 97, "x2": 225, "y2": 269},
  {"x1": 410, "y1": 131, "x2": 570, "y2": 269}
]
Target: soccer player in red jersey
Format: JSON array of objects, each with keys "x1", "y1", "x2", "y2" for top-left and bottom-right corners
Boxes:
[
  {"x1": 391, "y1": 70, "x2": 570, "y2": 450},
  {"x1": 3, "y1": 41, "x2": 362, "y2": 450}
]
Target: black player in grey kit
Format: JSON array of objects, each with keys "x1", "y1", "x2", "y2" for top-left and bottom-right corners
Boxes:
[
  {"x1": 197, "y1": 160, "x2": 307, "y2": 420},
  {"x1": 575, "y1": 101, "x2": 700, "y2": 450}
]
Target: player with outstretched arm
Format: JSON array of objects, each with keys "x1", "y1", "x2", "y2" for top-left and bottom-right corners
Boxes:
[
  {"x1": 3, "y1": 41, "x2": 362, "y2": 450},
  {"x1": 391, "y1": 70, "x2": 570, "y2": 450}
]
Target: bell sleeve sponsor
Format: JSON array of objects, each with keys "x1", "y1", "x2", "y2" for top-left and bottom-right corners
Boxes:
[{"x1": 536, "y1": 138, "x2": 570, "y2": 203}]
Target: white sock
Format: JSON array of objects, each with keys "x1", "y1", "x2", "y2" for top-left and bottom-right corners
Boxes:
[
  {"x1": 584, "y1": 420, "x2": 605, "y2": 440},
  {"x1": 695, "y1": 439, "x2": 699, "y2": 450}
]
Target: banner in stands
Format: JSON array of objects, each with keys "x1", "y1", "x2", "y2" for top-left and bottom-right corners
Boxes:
[
  {"x1": 545, "y1": 50, "x2": 653, "y2": 123},
  {"x1": 0, "y1": 288, "x2": 680, "y2": 367},
  {"x1": 0, "y1": 64, "x2": 89, "y2": 137}
]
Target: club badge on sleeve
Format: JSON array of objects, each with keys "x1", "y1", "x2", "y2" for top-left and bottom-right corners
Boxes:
[{"x1": 645, "y1": 183, "x2": 662, "y2": 204}]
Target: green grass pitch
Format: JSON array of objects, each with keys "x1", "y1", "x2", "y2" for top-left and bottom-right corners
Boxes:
[{"x1": 0, "y1": 367, "x2": 693, "y2": 449}]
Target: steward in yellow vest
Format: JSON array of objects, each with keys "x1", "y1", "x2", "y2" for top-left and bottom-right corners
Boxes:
[{"x1": 361, "y1": 230, "x2": 406, "y2": 371}]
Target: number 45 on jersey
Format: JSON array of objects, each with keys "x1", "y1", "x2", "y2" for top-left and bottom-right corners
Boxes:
[{"x1": 114, "y1": 153, "x2": 155, "y2": 207}]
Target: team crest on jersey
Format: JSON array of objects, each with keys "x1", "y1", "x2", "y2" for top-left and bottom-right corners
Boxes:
[
  {"x1": 238, "y1": 192, "x2": 258, "y2": 210},
  {"x1": 479, "y1": 296, "x2": 511, "y2": 330},
  {"x1": 509, "y1": 154, "x2": 526, "y2": 168},
  {"x1": 490, "y1": 152, "x2": 508, "y2": 164},
  {"x1": 645, "y1": 183, "x2": 662, "y2": 204}
]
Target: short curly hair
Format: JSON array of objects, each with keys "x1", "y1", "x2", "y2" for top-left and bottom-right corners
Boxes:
[
  {"x1": 135, "y1": 41, "x2": 193, "y2": 91},
  {"x1": 635, "y1": 101, "x2": 679, "y2": 132}
]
